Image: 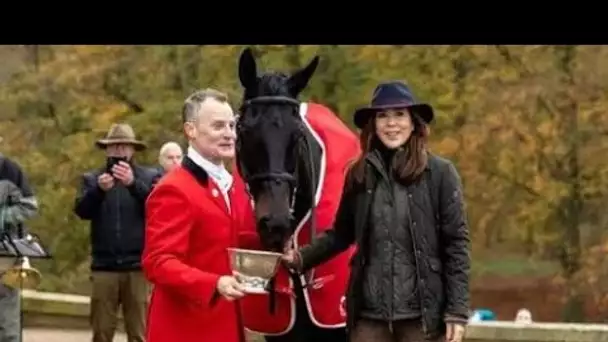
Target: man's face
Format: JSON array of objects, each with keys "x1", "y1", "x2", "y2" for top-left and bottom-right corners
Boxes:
[
  {"x1": 106, "y1": 143, "x2": 135, "y2": 160},
  {"x1": 515, "y1": 309, "x2": 532, "y2": 324},
  {"x1": 184, "y1": 98, "x2": 236, "y2": 164},
  {"x1": 160, "y1": 146, "x2": 183, "y2": 172}
]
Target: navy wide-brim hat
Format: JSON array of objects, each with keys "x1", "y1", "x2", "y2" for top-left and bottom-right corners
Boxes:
[{"x1": 353, "y1": 80, "x2": 434, "y2": 129}]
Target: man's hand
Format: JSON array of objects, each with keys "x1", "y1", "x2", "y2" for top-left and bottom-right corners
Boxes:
[
  {"x1": 216, "y1": 275, "x2": 245, "y2": 301},
  {"x1": 112, "y1": 161, "x2": 134, "y2": 186},
  {"x1": 97, "y1": 173, "x2": 115, "y2": 191},
  {"x1": 445, "y1": 322, "x2": 465, "y2": 342}
]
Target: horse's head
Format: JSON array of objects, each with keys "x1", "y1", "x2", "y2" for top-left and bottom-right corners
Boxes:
[{"x1": 236, "y1": 47, "x2": 319, "y2": 252}]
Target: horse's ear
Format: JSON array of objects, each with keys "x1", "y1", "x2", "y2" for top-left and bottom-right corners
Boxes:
[
  {"x1": 288, "y1": 55, "x2": 320, "y2": 96},
  {"x1": 238, "y1": 48, "x2": 258, "y2": 89}
]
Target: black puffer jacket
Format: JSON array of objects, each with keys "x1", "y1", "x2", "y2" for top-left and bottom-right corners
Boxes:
[
  {"x1": 299, "y1": 152, "x2": 471, "y2": 338},
  {"x1": 74, "y1": 164, "x2": 160, "y2": 271}
]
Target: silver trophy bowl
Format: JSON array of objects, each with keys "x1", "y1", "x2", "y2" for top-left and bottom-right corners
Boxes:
[{"x1": 227, "y1": 248, "x2": 282, "y2": 294}]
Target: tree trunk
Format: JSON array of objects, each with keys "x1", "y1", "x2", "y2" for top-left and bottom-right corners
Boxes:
[{"x1": 553, "y1": 45, "x2": 584, "y2": 322}]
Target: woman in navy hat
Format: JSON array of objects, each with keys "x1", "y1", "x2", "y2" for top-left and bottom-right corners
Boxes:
[{"x1": 283, "y1": 81, "x2": 471, "y2": 342}]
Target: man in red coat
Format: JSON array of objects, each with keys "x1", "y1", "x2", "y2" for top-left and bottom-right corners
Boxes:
[{"x1": 143, "y1": 88, "x2": 257, "y2": 342}]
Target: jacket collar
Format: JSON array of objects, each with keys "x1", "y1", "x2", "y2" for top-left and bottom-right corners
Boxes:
[
  {"x1": 364, "y1": 148, "x2": 432, "y2": 171},
  {"x1": 181, "y1": 156, "x2": 209, "y2": 186},
  {"x1": 186, "y1": 146, "x2": 233, "y2": 192}
]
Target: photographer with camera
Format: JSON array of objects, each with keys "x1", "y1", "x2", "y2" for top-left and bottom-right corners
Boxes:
[
  {"x1": 74, "y1": 123, "x2": 160, "y2": 342},
  {"x1": 0, "y1": 136, "x2": 38, "y2": 342}
]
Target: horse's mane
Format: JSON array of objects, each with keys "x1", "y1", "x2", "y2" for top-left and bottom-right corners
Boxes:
[{"x1": 244, "y1": 71, "x2": 291, "y2": 99}]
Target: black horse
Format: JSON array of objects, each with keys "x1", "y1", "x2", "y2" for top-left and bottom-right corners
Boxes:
[{"x1": 236, "y1": 48, "x2": 350, "y2": 342}]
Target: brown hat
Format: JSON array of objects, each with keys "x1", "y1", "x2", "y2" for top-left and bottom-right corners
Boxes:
[{"x1": 95, "y1": 123, "x2": 147, "y2": 151}]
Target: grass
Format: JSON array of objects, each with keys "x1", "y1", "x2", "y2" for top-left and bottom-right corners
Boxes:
[{"x1": 471, "y1": 254, "x2": 560, "y2": 278}]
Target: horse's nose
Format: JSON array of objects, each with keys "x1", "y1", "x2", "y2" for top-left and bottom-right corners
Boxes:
[
  {"x1": 259, "y1": 214, "x2": 291, "y2": 251},
  {"x1": 260, "y1": 214, "x2": 291, "y2": 234}
]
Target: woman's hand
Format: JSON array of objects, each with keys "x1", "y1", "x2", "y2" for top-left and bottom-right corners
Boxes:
[
  {"x1": 281, "y1": 248, "x2": 299, "y2": 267},
  {"x1": 445, "y1": 322, "x2": 465, "y2": 342},
  {"x1": 281, "y1": 238, "x2": 302, "y2": 271}
]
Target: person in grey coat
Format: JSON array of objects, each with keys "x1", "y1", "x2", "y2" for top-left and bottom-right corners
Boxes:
[{"x1": 0, "y1": 148, "x2": 38, "y2": 342}]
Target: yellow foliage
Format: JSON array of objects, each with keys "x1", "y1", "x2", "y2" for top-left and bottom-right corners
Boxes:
[
  {"x1": 1, "y1": 45, "x2": 608, "y2": 294},
  {"x1": 433, "y1": 136, "x2": 460, "y2": 156},
  {"x1": 92, "y1": 102, "x2": 131, "y2": 128}
]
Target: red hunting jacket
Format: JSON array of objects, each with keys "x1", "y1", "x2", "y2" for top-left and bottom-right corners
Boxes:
[{"x1": 142, "y1": 156, "x2": 257, "y2": 342}]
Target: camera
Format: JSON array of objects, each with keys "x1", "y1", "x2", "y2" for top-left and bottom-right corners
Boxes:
[{"x1": 106, "y1": 156, "x2": 128, "y2": 174}]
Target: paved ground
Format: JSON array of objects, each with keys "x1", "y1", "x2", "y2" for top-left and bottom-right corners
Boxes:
[
  {"x1": 22, "y1": 329, "x2": 261, "y2": 341},
  {"x1": 23, "y1": 328, "x2": 126, "y2": 342}
]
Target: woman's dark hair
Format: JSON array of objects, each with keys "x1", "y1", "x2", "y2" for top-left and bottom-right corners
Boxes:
[{"x1": 349, "y1": 110, "x2": 430, "y2": 187}]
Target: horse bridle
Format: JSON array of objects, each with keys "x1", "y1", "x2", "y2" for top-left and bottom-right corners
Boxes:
[
  {"x1": 237, "y1": 95, "x2": 305, "y2": 213},
  {"x1": 237, "y1": 95, "x2": 319, "y2": 312},
  {"x1": 238, "y1": 94, "x2": 318, "y2": 214}
]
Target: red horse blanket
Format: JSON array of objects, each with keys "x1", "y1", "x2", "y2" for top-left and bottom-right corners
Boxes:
[{"x1": 239, "y1": 102, "x2": 361, "y2": 335}]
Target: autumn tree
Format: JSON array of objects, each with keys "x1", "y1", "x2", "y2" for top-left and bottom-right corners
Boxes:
[{"x1": 2, "y1": 45, "x2": 608, "y2": 322}]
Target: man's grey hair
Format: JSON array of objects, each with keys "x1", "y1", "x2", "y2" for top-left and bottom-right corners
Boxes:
[
  {"x1": 182, "y1": 88, "x2": 229, "y2": 123},
  {"x1": 158, "y1": 141, "x2": 182, "y2": 164}
]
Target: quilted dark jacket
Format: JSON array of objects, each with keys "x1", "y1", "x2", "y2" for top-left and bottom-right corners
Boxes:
[
  {"x1": 74, "y1": 164, "x2": 160, "y2": 271},
  {"x1": 298, "y1": 152, "x2": 471, "y2": 338}
]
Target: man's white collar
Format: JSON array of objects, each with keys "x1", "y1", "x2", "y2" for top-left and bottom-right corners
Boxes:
[{"x1": 187, "y1": 146, "x2": 233, "y2": 193}]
